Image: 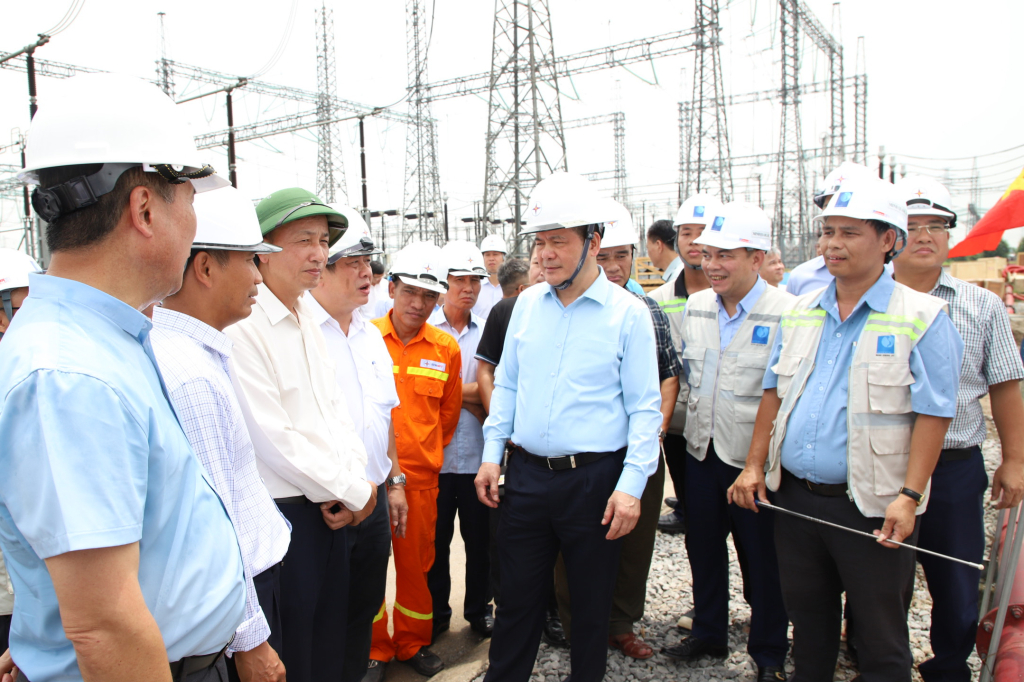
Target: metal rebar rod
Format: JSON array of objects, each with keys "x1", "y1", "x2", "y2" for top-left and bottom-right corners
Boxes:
[
  {"x1": 979, "y1": 507, "x2": 1007, "y2": 622},
  {"x1": 754, "y1": 500, "x2": 985, "y2": 570},
  {"x1": 981, "y1": 504, "x2": 1024, "y2": 682}
]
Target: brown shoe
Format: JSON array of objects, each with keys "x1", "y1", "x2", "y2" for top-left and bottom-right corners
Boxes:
[{"x1": 608, "y1": 632, "x2": 654, "y2": 660}]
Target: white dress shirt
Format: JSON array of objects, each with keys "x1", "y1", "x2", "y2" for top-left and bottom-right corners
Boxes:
[
  {"x1": 151, "y1": 307, "x2": 291, "y2": 654},
  {"x1": 226, "y1": 284, "x2": 370, "y2": 509},
  {"x1": 428, "y1": 306, "x2": 487, "y2": 474},
  {"x1": 308, "y1": 295, "x2": 401, "y2": 485},
  {"x1": 472, "y1": 278, "x2": 504, "y2": 320}
]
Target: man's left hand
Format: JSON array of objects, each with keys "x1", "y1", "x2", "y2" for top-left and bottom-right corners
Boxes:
[
  {"x1": 0, "y1": 648, "x2": 17, "y2": 682},
  {"x1": 232, "y1": 641, "x2": 286, "y2": 682},
  {"x1": 320, "y1": 502, "x2": 355, "y2": 530},
  {"x1": 388, "y1": 486, "x2": 409, "y2": 538},
  {"x1": 602, "y1": 491, "x2": 641, "y2": 540},
  {"x1": 875, "y1": 495, "x2": 917, "y2": 549},
  {"x1": 992, "y1": 459, "x2": 1024, "y2": 510}
]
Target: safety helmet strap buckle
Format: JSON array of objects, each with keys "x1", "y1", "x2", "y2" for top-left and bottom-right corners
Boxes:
[{"x1": 30, "y1": 162, "x2": 137, "y2": 223}]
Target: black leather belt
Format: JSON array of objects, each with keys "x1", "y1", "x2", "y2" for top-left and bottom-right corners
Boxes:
[
  {"x1": 783, "y1": 469, "x2": 849, "y2": 497},
  {"x1": 275, "y1": 495, "x2": 309, "y2": 504},
  {"x1": 169, "y1": 647, "x2": 226, "y2": 681},
  {"x1": 939, "y1": 447, "x2": 976, "y2": 463},
  {"x1": 517, "y1": 446, "x2": 626, "y2": 471}
]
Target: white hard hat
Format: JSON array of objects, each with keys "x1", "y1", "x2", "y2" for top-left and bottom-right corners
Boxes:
[
  {"x1": 693, "y1": 202, "x2": 772, "y2": 252},
  {"x1": 674, "y1": 193, "x2": 722, "y2": 227},
  {"x1": 600, "y1": 199, "x2": 637, "y2": 249},
  {"x1": 479, "y1": 233, "x2": 508, "y2": 254},
  {"x1": 327, "y1": 205, "x2": 383, "y2": 263},
  {"x1": 813, "y1": 177, "x2": 909, "y2": 238},
  {"x1": 442, "y1": 240, "x2": 488, "y2": 278},
  {"x1": 814, "y1": 161, "x2": 874, "y2": 209},
  {"x1": 19, "y1": 73, "x2": 227, "y2": 223},
  {"x1": 193, "y1": 187, "x2": 281, "y2": 254},
  {"x1": 894, "y1": 175, "x2": 957, "y2": 227},
  {"x1": 389, "y1": 241, "x2": 447, "y2": 293},
  {"x1": 0, "y1": 248, "x2": 43, "y2": 294},
  {"x1": 520, "y1": 171, "x2": 615, "y2": 235}
]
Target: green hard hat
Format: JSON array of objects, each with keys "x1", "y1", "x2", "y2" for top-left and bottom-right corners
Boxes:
[{"x1": 256, "y1": 187, "x2": 348, "y2": 246}]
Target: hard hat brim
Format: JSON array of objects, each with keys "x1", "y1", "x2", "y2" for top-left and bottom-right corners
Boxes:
[
  {"x1": 692, "y1": 231, "x2": 767, "y2": 252},
  {"x1": 519, "y1": 219, "x2": 594, "y2": 234},
  {"x1": 395, "y1": 274, "x2": 447, "y2": 294},
  {"x1": 907, "y1": 205, "x2": 956, "y2": 220},
  {"x1": 327, "y1": 246, "x2": 385, "y2": 264},
  {"x1": 192, "y1": 241, "x2": 283, "y2": 254},
  {"x1": 447, "y1": 269, "x2": 488, "y2": 278}
]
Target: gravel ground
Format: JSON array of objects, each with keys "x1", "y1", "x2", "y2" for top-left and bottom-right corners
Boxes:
[{"x1": 473, "y1": 435, "x2": 1004, "y2": 682}]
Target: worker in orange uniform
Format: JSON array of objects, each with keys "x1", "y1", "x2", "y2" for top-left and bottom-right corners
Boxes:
[{"x1": 368, "y1": 241, "x2": 463, "y2": 681}]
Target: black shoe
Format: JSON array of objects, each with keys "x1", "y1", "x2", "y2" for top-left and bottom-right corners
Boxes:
[
  {"x1": 664, "y1": 496, "x2": 679, "y2": 509},
  {"x1": 469, "y1": 614, "x2": 494, "y2": 637},
  {"x1": 757, "y1": 666, "x2": 787, "y2": 682},
  {"x1": 661, "y1": 636, "x2": 729, "y2": 662},
  {"x1": 658, "y1": 511, "x2": 686, "y2": 535},
  {"x1": 361, "y1": 660, "x2": 386, "y2": 682},
  {"x1": 399, "y1": 648, "x2": 444, "y2": 677},
  {"x1": 542, "y1": 611, "x2": 567, "y2": 648},
  {"x1": 431, "y1": 616, "x2": 450, "y2": 639}
]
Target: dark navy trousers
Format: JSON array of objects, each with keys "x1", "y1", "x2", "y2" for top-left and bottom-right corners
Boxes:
[
  {"x1": 916, "y1": 447, "x2": 988, "y2": 682},
  {"x1": 343, "y1": 483, "x2": 391, "y2": 682},
  {"x1": 485, "y1": 450, "x2": 625, "y2": 682},
  {"x1": 684, "y1": 444, "x2": 789, "y2": 666}
]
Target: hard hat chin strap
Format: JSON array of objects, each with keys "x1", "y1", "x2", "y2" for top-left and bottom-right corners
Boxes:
[
  {"x1": 554, "y1": 224, "x2": 596, "y2": 291},
  {"x1": 1, "y1": 290, "x2": 13, "y2": 340},
  {"x1": 684, "y1": 260, "x2": 703, "y2": 271},
  {"x1": 887, "y1": 232, "x2": 908, "y2": 264}
]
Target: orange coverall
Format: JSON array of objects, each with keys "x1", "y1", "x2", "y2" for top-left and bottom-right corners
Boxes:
[{"x1": 370, "y1": 312, "x2": 462, "y2": 662}]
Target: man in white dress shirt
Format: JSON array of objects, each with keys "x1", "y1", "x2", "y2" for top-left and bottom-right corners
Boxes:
[
  {"x1": 308, "y1": 215, "x2": 410, "y2": 682},
  {"x1": 227, "y1": 187, "x2": 377, "y2": 682},
  {"x1": 151, "y1": 187, "x2": 292, "y2": 682},
  {"x1": 472, "y1": 234, "x2": 506, "y2": 320}
]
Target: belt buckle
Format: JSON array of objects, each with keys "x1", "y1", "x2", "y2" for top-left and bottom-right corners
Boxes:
[
  {"x1": 547, "y1": 457, "x2": 554, "y2": 470},
  {"x1": 570, "y1": 455, "x2": 576, "y2": 469},
  {"x1": 804, "y1": 479, "x2": 814, "y2": 493}
]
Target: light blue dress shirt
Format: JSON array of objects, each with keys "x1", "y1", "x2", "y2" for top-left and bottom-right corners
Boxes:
[
  {"x1": 625, "y1": 278, "x2": 645, "y2": 296},
  {"x1": 762, "y1": 273, "x2": 964, "y2": 484},
  {"x1": 717, "y1": 277, "x2": 767, "y2": 348},
  {"x1": 429, "y1": 306, "x2": 487, "y2": 474},
  {"x1": 662, "y1": 257, "x2": 683, "y2": 283},
  {"x1": 785, "y1": 255, "x2": 895, "y2": 297},
  {"x1": 0, "y1": 275, "x2": 245, "y2": 681},
  {"x1": 482, "y1": 268, "x2": 662, "y2": 499}
]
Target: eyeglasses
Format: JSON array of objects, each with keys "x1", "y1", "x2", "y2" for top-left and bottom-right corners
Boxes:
[{"x1": 906, "y1": 224, "x2": 951, "y2": 236}]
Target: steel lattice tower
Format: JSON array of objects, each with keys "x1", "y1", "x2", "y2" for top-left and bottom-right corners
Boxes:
[
  {"x1": 679, "y1": 0, "x2": 733, "y2": 203},
  {"x1": 853, "y1": 36, "x2": 868, "y2": 165},
  {"x1": 403, "y1": 0, "x2": 444, "y2": 244},
  {"x1": 483, "y1": 0, "x2": 566, "y2": 244},
  {"x1": 612, "y1": 112, "x2": 628, "y2": 207},
  {"x1": 315, "y1": 3, "x2": 347, "y2": 203},
  {"x1": 776, "y1": 0, "x2": 809, "y2": 261}
]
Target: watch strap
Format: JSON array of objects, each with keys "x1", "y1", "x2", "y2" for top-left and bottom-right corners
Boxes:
[{"x1": 898, "y1": 486, "x2": 923, "y2": 506}]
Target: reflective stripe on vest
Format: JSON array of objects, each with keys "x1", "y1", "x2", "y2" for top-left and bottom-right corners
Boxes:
[
  {"x1": 392, "y1": 365, "x2": 450, "y2": 381},
  {"x1": 659, "y1": 297, "x2": 688, "y2": 314}
]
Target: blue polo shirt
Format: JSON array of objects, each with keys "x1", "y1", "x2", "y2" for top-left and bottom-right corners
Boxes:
[
  {"x1": 762, "y1": 273, "x2": 963, "y2": 484},
  {"x1": 0, "y1": 274, "x2": 245, "y2": 681}
]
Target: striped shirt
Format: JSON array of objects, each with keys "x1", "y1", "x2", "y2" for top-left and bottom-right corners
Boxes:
[
  {"x1": 151, "y1": 307, "x2": 291, "y2": 654},
  {"x1": 635, "y1": 294, "x2": 683, "y2": 382},
  {"x1": 930, "y1": 272, "x2": 1024, "y2": 449}
]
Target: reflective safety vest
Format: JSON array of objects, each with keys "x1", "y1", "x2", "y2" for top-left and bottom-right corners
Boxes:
[
  {"x1": 648, "y1": 279, "x2": 689, "y2": 434},
  {"x1": 680, "y1": 284, "x2": 793, "y2": 466},
  {"x1": 765, "y1": 282, "x2": 948, "y2": 517}
]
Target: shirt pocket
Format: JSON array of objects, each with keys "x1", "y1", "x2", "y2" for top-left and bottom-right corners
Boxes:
[
  {"x1": 411, "y1": 376, "x2": 444, "y2": 424},
  {"x1": 772, "y1": 353, "x2": 801, "y2": 399},
  {"x1": 866, "y1": 362, "x2": 914, "y2": 414},
  {"x1": 681, "y1": 346, "x2": 705, "y2": 388},
  {"x1": 733, "y1": 353, "x2": 770, "y2": 397}
]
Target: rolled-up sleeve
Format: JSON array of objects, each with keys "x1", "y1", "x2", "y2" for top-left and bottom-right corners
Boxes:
[{"x1": 616, "y1": 306, "x2": 663, "y2": 498}]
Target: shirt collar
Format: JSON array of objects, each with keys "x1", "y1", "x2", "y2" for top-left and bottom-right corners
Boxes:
[
  {"x1": 252, "y1": 283, "x2": 295, "y2": 326},
  {"x1": 718, "y1": 276, "x2": 767, "y2": 318},
  {"x1": 429, "y1": 306, "x2": 484, "y2": 333},
  {"x1": 814, "y1": 269, "x2": 895, "y2": 317},
  {"x1": 378, "y1": 309, "x2": 428, "y2": 346},
  {"x1": 26, "y1": 273, "x2": 152, "y2": 343},
  {"x1": 541, "y1": 265, "x2": 612, "y2": 308},
  {"x1": 152, "y1": 306, "x2": 233, "y2": 359},
  {"x1": 933, "y1": 270, "x2": 958, "y2": 296},
  {"x1": 305, "y1": 292, "x2": 334, "y2": 328}
]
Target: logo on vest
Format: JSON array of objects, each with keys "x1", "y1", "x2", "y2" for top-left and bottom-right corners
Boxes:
[
  {"x1": 752, "y1": 325, "x2": 770, "y2": 345},
  {"x1": 420, "y1": 359, "x2": 446, "y2": 372},
  {"x1": 835, "y1": 191, "x2": 853, "y2": 208},
  {"x1": 876, "y1": 334, "x2": 896, "y2": 356}
]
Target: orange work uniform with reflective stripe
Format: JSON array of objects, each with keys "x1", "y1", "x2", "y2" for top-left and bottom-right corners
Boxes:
[{"x1": 371, "y1": 312, "x2": 462, "y2": 661}]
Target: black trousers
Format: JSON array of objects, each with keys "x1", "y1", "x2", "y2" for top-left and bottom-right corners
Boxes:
[
  {"x1": 775, "y1": 471, "x2": 918, "y2": 682},
  {"x1": 343, "y1": 483, "x2": 391, "y2": 682},
  {"x1": 429, "y1": 473, "x2": 493, "y2": 624},
  {"x1": 0, "y1": 614, "x2": 9, "y2": 656},
  {"x1": 685, "y1": 447, "x2": 788, "y2": 665},
  {"x1": 663, "y1": 433, "x2": 688, "y2": 529},
  {"x1": 276, "y1": 500, "x2": 351, "y2": 682},
  {"x1": 484, "y1": 451, "x2": 624, "y2": 682},
  {"x1": 916, "y1": 447, "x2": 987, "y2": 682},
  {"x1": 227, "y1": 562, "x2": 284, "y2": 682}
]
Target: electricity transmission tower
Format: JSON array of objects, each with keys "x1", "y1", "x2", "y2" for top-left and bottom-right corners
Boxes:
[
  {"x1": 853, "y1": 36, "x2": 867, "y2": 164},
  {"x1": 482, "y1": 0, "x2": 567, "y2": 242},
  {"x1": 157, "y1": 13, "x2": 173, "y2": 97},
  {"x1": 404, "y1": 0, "x2": 444, "y2": 243},
  {"x1": 679, "y1": 0, "x2": 733, "y2": 203},
  {"x1": 315, "y1": 3, "x2": 347, "y2": 203},
  {"x1": 775, "y1": 0, "x2": 810, "y2": 261}
]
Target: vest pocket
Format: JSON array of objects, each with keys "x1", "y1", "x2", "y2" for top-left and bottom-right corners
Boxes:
[
  {"x1": 733, "y1": 354, "x2": 770, "y2": 397},
  {"x1": 866, "y1": 363, "x2": 914, "y2": 414},
  {"x1": 681, "y1": 346, "x2": 705, "y2": 388},
  {"x1": 870, "y1": 427, "x2": 912, "y2": 495},
  {"x1": 773, "y1": 353, "x2": 801, "y2": 399}
]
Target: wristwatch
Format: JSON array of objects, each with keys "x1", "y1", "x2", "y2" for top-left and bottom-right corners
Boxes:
[
  {"x1": 386, "y1": 474, "x2": 407, "y2": 488},
  {"x1": 898, "y1": 486, "x2": 924, "y2": 506}
]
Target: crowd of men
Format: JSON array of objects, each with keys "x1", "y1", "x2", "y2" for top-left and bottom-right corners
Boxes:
[{"x1": 0, "y1": 72, "x2": 1021, "y2": 682}]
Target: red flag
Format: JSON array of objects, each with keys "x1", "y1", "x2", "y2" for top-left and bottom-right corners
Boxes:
[{"x1": 949, "y1": 167, "x2": 1024, "y2": 258}]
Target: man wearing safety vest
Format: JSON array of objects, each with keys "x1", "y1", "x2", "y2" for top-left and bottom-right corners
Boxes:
[
  {"x1": 730, "y1": 176, "x2": 964, "y2": 681},
  {"x1": 892, "y1": 175, "x2": 1024, "y2": 682},
  {"x1": 661, "y1": 203, "x2": 791, "y2": 680},
  {"x1": 370, "y1": 242, "x2": 462, "y2": 679}
]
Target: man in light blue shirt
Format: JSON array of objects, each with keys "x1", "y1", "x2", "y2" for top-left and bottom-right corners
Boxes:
[
  {"x1": 0, "y1": 72, "x2": 244, "y2": 682},
  {"x1": 475, "y1": 172, "x2": 661, "y2": 682}
]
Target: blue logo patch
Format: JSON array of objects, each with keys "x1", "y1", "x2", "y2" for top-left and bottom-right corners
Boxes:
[
  {"x1": 752, "y1": 325, "x2": 770, "y2": 345},
  {"x1": 693, "y1": 205, "x2": 705, "y2": 218},
  {"x1": 711, "y1": 216, "x2": 725, "y2": 231},
  {"x1": 835, "y1": 191, "x2": 853, "y2": 208},
  {"x1": 876, "y1": 334, "x2": 896, "y2": 355}
]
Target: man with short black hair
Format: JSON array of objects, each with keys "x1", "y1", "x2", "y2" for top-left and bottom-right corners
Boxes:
[
  {"x1": 646, "y1": 219, "x2": 682, "y2": 282},
  {"x1": 497, "y1": 258, "x2": 529, "y2": 297}
]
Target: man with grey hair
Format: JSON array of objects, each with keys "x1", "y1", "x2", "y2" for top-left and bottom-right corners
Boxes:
[{"x1": 497, "y1": 258, "x2": 530, "y2": 298}]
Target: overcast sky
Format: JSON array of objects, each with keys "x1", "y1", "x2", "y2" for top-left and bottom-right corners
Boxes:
[{"x1": 2, "y1": 0, "x2": 1022, "y2": 253}]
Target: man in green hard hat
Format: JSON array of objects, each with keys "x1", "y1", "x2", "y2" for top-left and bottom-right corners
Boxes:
[{"x1": 227, "y1": 187, "x2": 379, "y2": 682}]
